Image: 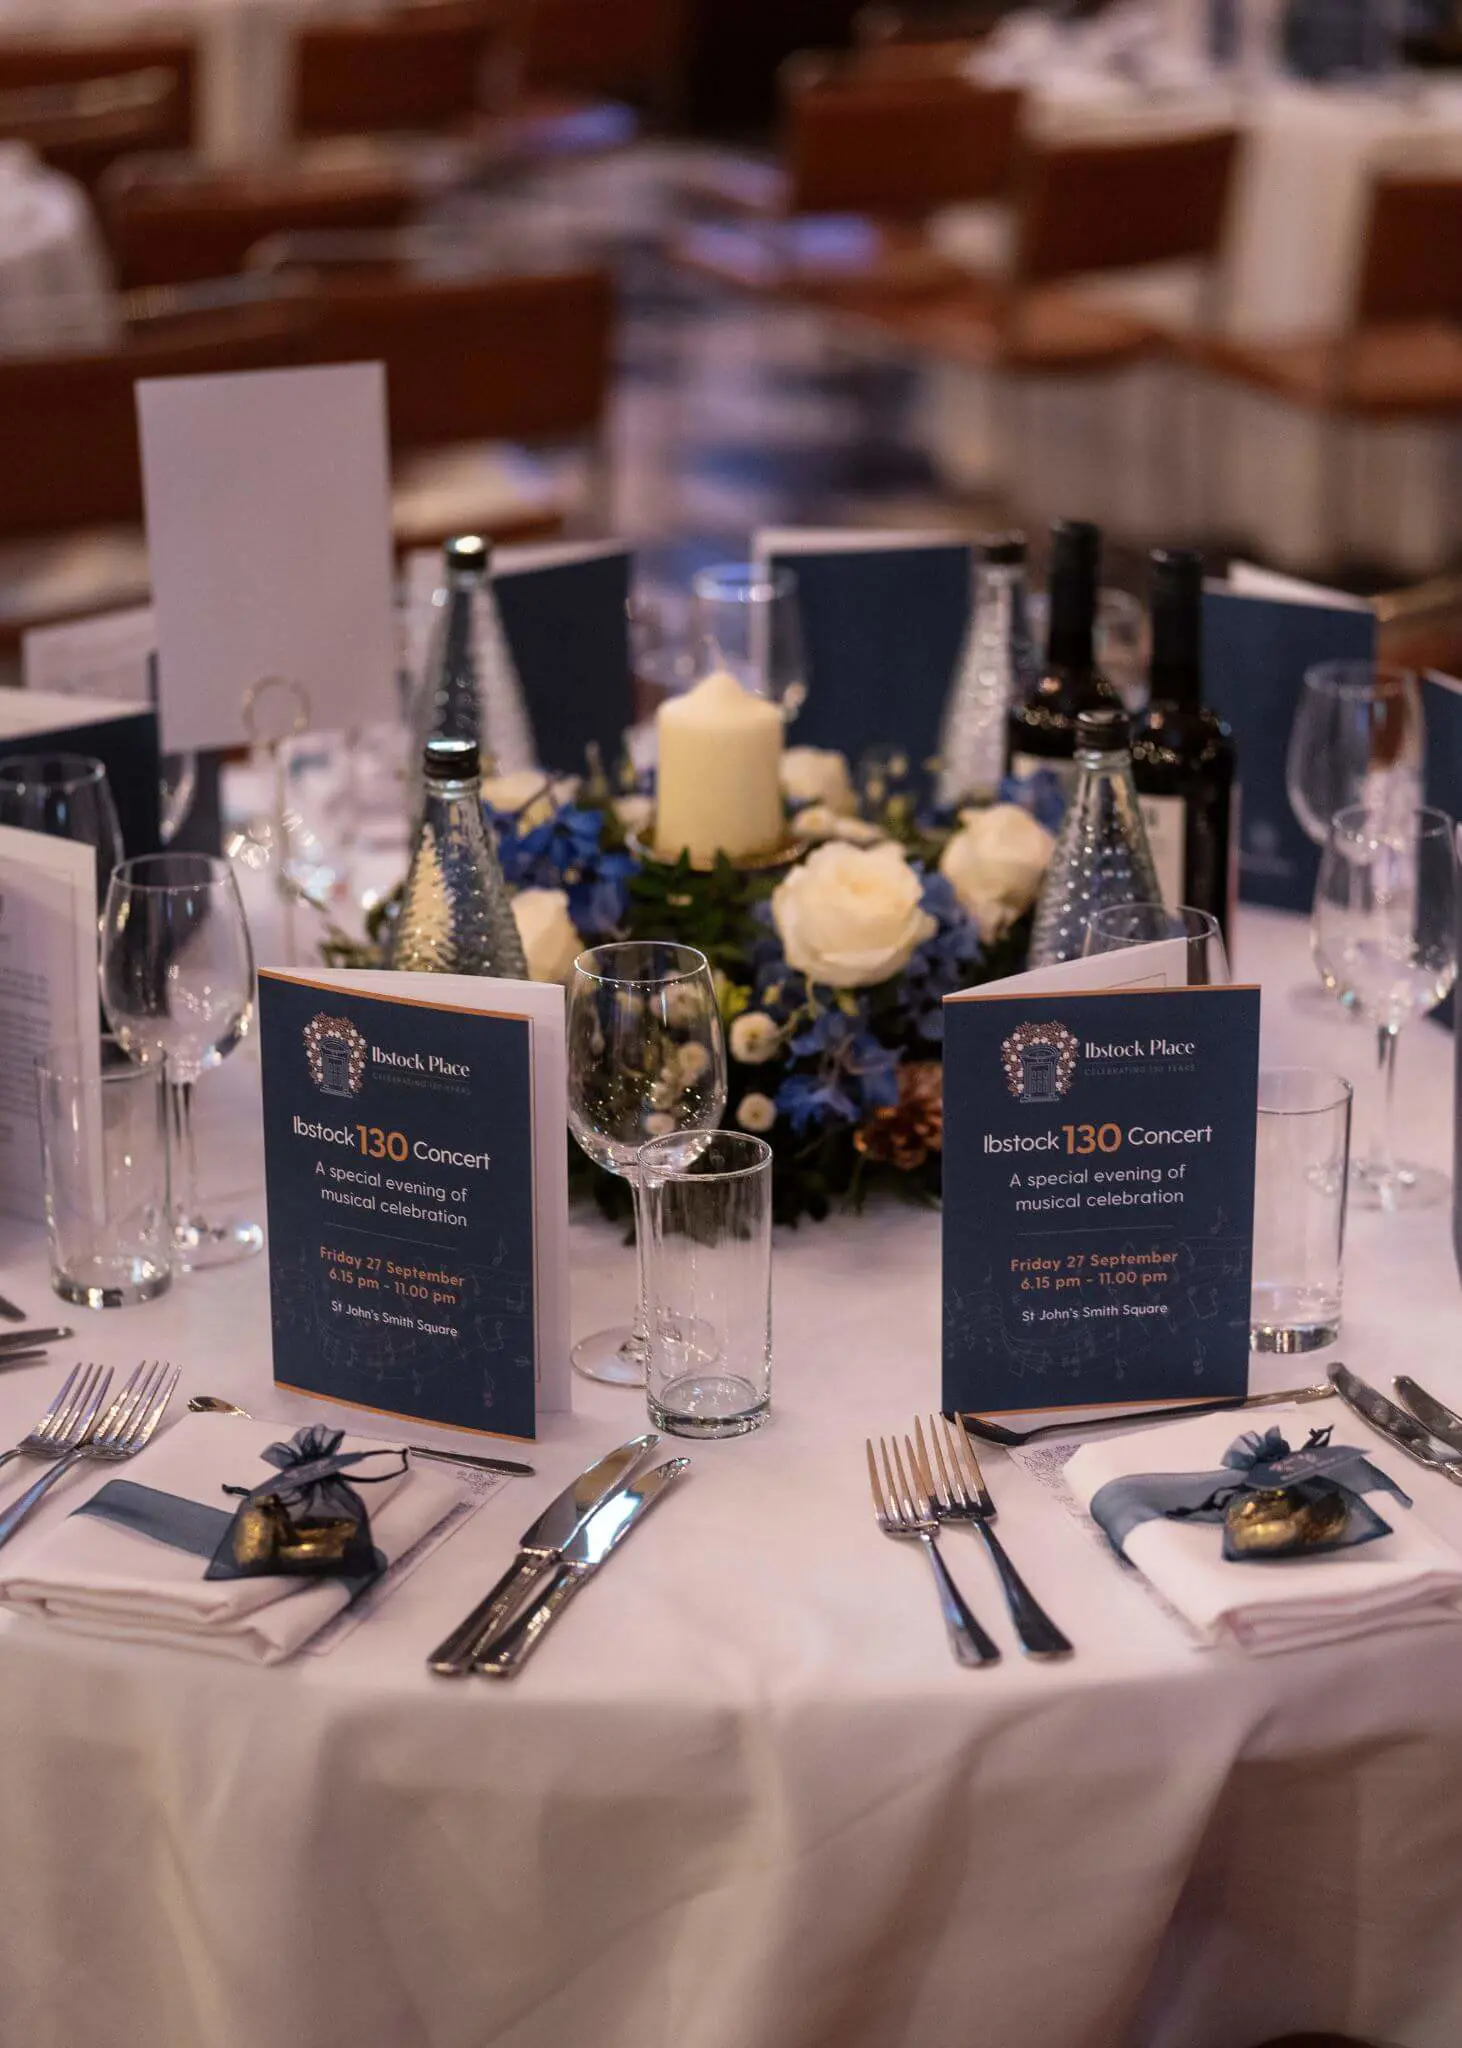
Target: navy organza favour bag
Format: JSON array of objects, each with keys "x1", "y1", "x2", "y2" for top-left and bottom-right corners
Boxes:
[{"x1": 207, "y1": 1425, "x2": 406, "y2": 1582}]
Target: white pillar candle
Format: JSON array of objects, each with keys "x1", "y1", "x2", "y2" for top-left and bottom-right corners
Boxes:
[{"x1": 655, "y1": 668, "x2": 785, "y2": 865}]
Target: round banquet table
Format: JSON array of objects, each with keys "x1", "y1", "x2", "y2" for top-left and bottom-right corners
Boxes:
[{"x1": 2, "y1": 906, "x2": 1462, "y2": 2048}]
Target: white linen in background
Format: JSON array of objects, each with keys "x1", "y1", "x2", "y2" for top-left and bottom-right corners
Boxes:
[
  {"x1": 1066, "y1": 1404, "x2": 1462, "y2": 1652},
  {"x1": 0, "y1": 1414, "x2": 464, "y2": 1662},
  {"x1": 0, "y1": 144, "x2": 116, "y2": 352},
  {"x1": 1, "y1": 907, "x2": 1462, "y2": 2048}
]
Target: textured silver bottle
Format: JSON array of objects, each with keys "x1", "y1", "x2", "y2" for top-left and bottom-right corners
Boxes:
[
  {"x1": 390, "y1": 738, "x2": 528, "y2": 977},
  {"x1": 411, "y1": 536, "x2": 536, "y2": 800},
  {"x1": 1028, "y1": 710, "x2": 1162, "y2": 967},
  {"x1": 937, "y1": 542, "x2": 1037, "y2": 809}
]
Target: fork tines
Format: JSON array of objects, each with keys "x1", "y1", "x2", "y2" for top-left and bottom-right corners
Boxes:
[{"x1": 93, "y1": 1360, "x2": 177, "y2": 1449}]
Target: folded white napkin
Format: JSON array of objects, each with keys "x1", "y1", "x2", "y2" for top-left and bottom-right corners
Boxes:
[
  {"x1": 0, "y1": 1415, "x2": 463, "y2": 1665},
  {"x1": 1066, "y1": 1407, "x2": 1462, "y2": 1654}
]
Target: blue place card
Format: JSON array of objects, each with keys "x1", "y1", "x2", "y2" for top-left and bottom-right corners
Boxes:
[
  {"x1": 942, "y1": 984, "x2": 1260, "y2": 1418},
  {"x1": 493, "y1": 543, "x2": 636, "y2": 775},
  {"x1": 1203, "y1": 585, "x2": 1375, "y2": 913},
  {"x1": 759, "y1": 530, "x2": 971, "y2": 771},
  {"x1": 259, "y1": 968, "x2": 569, "y2": 1441}
]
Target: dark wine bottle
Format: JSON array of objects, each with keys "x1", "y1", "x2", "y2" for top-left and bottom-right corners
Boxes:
[
  {"x1": 1131, "y1": 547, "x2": 1238, "y2": 943},
  {"x1": 1006, "y1": 519, "x2": 1121, "y2": 787}
]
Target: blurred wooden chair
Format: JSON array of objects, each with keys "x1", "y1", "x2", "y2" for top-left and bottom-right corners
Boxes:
[
  {"x1": 0, "y1": 295, "x2": 314, "y2": 647},
  {"x1": 0, "y1": 70, "x2": 182, "y2": 191},
  {"x1": 1188, "y1": 166, "x2": 1462, "y2": 415},
  {"x1": 1182, "y1": 164, "x2": 1462, "y2": 573},
  {"x1": 293, "y1": 0, "x2": 528, "y2": 140},
  {"x1": 833, "y1": 123, "x2": 1239, "y2": 372},
  {"x1": 0, "y1": 33, "x2": 193, "y2": 150},
  {"x1": 100, "y1": 147, "x2": 421, "y2": 287},
  {"x1": 672, "y1": 66, "x2": 1020, "y2": 300},
  {"x1": 523, "y1": 0, "x2": 689, "y2": 123},
  {"x1": 248, "y1": 247, "x2": 614, "y2": 541}
]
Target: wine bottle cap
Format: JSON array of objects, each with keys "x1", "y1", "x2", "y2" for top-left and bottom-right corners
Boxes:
[
  {"x1": 1075, "y1": 707, "x2": 1129, "y2": 752},
  {"x1": 424, "y1": 736, "x2": 479, "y2": 781},
  {"x1": 444, "y1": 535, "x2": 489, "y2": 573},
  {"x1": 978, "y1": 532, "x2": 1026, "y2": 566}
]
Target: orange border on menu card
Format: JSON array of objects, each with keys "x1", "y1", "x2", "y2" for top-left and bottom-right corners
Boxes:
[{"x1": 259, "y1": 967, "x2": 543, "y2": 1439}]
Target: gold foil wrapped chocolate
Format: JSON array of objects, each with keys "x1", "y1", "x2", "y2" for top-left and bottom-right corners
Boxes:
[{"x1": 1225, "y1": 1486, "x2": 1349, "y2": 1558}]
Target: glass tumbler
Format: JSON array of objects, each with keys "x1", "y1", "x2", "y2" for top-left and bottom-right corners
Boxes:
[
  {"x1": 36, "y1": 1038, "x2": 171, "y2": 1308},
  {"x1": 638, "y1": 1131, "x2": 773, "y2": 1439},
  {"x1": 1250, "y1": 1068, "x2": 1352, "y2": 1353}
]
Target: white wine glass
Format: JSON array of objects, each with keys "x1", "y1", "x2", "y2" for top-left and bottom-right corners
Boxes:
[
  {"x1": 1083, "y1": 902, "x2": 1228, "y2": 985},
  {"x1": 1287, "y1": 661, "x2": 1425, "y2": 848},
  {"x1": 567, "y1": 941, "x2": 727, "y2": 1385},
  {"x1": 0, "y1": 753, "x2": 123, "y2": 904},
  {"x1": 1311, "y1": 804, "x2": 1457, "y2": 1212},
  {"x1": 690, "y1": 563, "x2": 808, "y2": 722},
  {"x1": 100, "y1": 852, "x2": 262, "y2": 1267}
]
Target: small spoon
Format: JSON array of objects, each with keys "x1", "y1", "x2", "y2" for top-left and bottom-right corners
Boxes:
[{"x1": 187, "y1": 1394, "x2": 534, "y2": 1476}]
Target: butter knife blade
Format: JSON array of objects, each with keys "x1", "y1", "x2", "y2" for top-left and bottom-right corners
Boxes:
[
  {"x1": 476, "y1": 1457, "x2": 690, "y2": 1678},
  {"x1": 0, "y1": 1328, "x2": 70, "y2": 1354},
  {"x1": 1393, "y1": 1376, "x2": 1462, "y2": 1459},
  {"x1": 427, "y1": 1430, "x2": 660, "y2": 1675},
  {"x1": 1328, "y1": 1363, "x2": 1462, "y2": 1486}
]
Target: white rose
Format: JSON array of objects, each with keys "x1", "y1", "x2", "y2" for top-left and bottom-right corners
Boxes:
[
  {"x1": 613, "y1": 792, "x2": 654, "y2": 838},
  {"x1": 780, "y1": 746, "x2": 857, "y2": 816},
  {"x1": 792, "y1": 804, "x2": 886, "y2": 848},
  {"x1": 771, "y1": 841, "x2": 936, "y2": 990},
  {"x1": 482, "y1": 770, "x2": 578, "y2": 829},
  {"x1": 939, "y1": 803, "x2": 1055, "y2": 940},
  {"x1": 730, "y1": 1010, "x2": 781, "y2": 1064},
  {"x1": 512, "y1": 887, "x2": 582, "y2": 985},
  {"x1": 736, "y1": 1092, "x2": 777, "y2": 1133}
]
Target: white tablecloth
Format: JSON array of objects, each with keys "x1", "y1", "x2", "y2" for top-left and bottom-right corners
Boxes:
[
  {"x1": 0, "y1": 143, "x2": 114, "y2": 349},
  {"x1": 1, "y1": 907, "x2": 1461, "y2": 2048}
]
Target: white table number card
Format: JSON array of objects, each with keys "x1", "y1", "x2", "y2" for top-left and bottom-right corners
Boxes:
[
  {"x1": 0, "y1": 824, "x2": 100, "y2": 1220},
  {"x1": 258, "y1": 967, "x2": 571, "y2": 1439},
  {"x1": 136, "y1": 363, "x2": 398, "y2": 755}
]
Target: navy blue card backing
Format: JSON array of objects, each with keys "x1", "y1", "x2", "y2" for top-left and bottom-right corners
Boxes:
[
  {"x1": 943, "y1": 986, "x2": 1260, "y2": 1416},
  {"x1": 767, "y1": 543, "x2": 971, "y2": 769},
  {"x1": 1202, "y1": 588, "x2": 1375, "y2": 913},
  {"x1": 260, "y1": 974, "x2": 539, "y2": 1440},
  {"x1": 495, "y1": 548, "x2": 635, "y2": 776}
]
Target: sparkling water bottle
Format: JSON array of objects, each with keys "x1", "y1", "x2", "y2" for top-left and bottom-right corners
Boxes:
[
  {"x1": 411, "y1": 535, "x2": 536, "y2": 790},
  {"x1": 390, "y1": 737, "x2": 527, "y2": 977},
  {"x1": 1028, "y1": 708, "x2": 1162, "y2": 967},
  {"x1": 936, "y1": 534, "x2": 1038, "y2": 809}
]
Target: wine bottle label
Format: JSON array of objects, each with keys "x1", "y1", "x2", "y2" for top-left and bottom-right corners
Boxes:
[
  {"x1": 1138, "y1": 793, "x2": 1186, "y2": 910},
  {"x1": 1009, "y1": 751, "x2": 1077, "y2": 793}
]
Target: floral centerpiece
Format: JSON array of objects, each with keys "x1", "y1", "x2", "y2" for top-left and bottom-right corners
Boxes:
[{"x1": 320, "y1": 753, "x2": 1061, "y2": 1226}]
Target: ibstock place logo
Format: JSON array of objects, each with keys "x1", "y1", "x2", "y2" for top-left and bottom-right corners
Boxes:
[
  {"x1": 303, "y1": 1013, "x2": 367, "y2": 1099},
  {"x1": 1000, "y1": 1021, "x2": 1079, "y2": 1104}
]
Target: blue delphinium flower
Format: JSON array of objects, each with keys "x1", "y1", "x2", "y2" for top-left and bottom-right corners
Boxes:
[{"x1": 776, "y1": 1003, "x2": 901, "y2": 1133}]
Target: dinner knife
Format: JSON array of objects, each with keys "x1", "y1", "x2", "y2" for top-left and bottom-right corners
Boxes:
[
  {"x1": 475, "y1": 1457, "x2": 690, "y2": 1679},
  {"x1": 0, "y1": 1328, "x2": 70, "y2": 1355},
  {"x1": 1393, "y1": 1376, "x2": 1462, "y2": 1459},
  {"x1": 0, "y1": 1350, "x2": 51, "y2": 1374},
  {"x1": 426, "y1": 1431, "x2": 661, "y2": 1676},
  {"x1": 0, "y1": 1294, "x2": 25, "y2": 1324},
  {"x1": 1328, "y1": 1362, "x2": 1462, "y2": 1487}
]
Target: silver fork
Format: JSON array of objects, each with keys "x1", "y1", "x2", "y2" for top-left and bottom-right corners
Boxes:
[
  {"x1": 917, "y1": 1414, "x2": 1073, "y2": 1660},
  {"x1": 867, "y1": 1434, "x2": 1001, "y2": 1668},
  {"x1": 0, "y1": 1363, "x2": 114, "y2": 1481},
  {"x1": 0, "y1": 1361, "x2": 178, "y2": 1551}
]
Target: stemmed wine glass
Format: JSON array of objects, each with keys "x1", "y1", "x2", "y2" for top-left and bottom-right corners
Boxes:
[
  {"x1": 690, "y1": 563, "x2": 808, "y2": 722},
  {"x1": 1311, "y1": 804, "x2": 1457, "y2": 1212},
  {"x1": 567, "y1": 942, "x2": 727, "y2": 1385},
  {"x1": 1287, "y1": 661, "x2": 1425, "y2": 849},
  {"x1": 0, "y1": 754, "x2": 123, "y2": 903},
  {"x1": 100, "y1": 853, "x2": 262, "y2": 1267},
  {"x1": 1083, "y1": 902, "x2": 1228, "y2": 985}
]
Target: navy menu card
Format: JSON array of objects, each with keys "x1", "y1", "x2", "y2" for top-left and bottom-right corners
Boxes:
[
  {"x1": 942, "y1": 984, "x2": 1260, "y2": 1420},
  {"x1": 493, "y1": 543, "x2": 635, "y2": 775},
  {"x1": 0, "y1": 687, "x2": 162, "y2": 861},
  {"x1": 1202, "y1": 584, "x2": 1375, "y2": 913},
  {"x1": 259, "y1": 968, "x2": 569, "y2": 1441},
  {"x1": 759, "y1": 530, "x2": 971, "y2": 770}
]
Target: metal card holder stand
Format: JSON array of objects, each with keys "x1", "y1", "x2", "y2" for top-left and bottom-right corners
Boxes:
[{"x1": 240, "y1": 676, "x2": 312, "y2": 967}]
